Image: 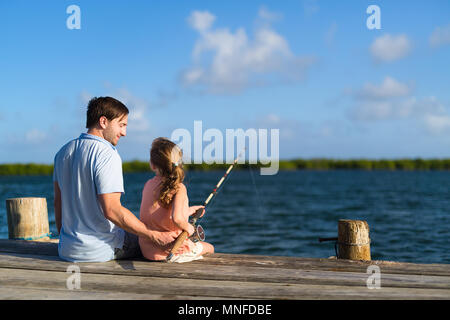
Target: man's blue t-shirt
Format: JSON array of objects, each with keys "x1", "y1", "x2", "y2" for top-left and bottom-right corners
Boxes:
[{"x1": 53, "y1": 133, "x2": 125, "y2": 262}]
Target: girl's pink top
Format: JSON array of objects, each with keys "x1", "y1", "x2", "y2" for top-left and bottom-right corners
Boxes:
[{"x1": 138, "y1": 177, "x2": 194, "y2": 261}]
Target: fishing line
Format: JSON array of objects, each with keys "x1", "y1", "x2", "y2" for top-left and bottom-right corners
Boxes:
[
  {"x1": 249, "y1": 164, "x2": 265, "y2": 217},
  {"x1": 249, "y1": 163, "x2": 268, "y2": 248}
]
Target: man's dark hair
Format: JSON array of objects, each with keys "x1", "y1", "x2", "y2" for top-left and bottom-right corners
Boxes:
[{"x1": 86, "y1": 96, "x2": 129, "y2": 129}]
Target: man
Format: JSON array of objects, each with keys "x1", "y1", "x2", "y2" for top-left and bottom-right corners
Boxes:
[{"x1": 53, "y1": 96, "x2": 175, "y2": 262}]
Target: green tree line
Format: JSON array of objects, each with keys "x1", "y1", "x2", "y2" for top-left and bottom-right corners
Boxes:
[{"x1": 3, "y1": 158, "x2": 450, "y2": 175}]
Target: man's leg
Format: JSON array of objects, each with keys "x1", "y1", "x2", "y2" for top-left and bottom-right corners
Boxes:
[{"x1": 114, "y1": 230, "x2": 143, "y2": 260}]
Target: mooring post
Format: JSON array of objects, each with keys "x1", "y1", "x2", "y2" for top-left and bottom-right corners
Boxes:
[
  {"x1": 337, "y1": 219, "x2": 371, "y2": 261},
  {"x1": 6, "y1": 197, "x2": 51, "y2": 241}
]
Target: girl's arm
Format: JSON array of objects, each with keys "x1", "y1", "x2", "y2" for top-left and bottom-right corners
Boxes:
[{"x1": 171, "y1": 183, "x2": 195, "y2": 235}]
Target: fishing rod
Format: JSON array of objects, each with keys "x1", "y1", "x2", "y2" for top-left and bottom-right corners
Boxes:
[{"x1": 166, "y1": 148, "x2": 246, "y2": 262}]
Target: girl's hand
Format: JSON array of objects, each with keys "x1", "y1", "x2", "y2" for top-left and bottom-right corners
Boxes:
[
  {"x1": 189, "y1": 205, "x2": 205, "y2": 217},
  {"x1": 186, "y1": 223, "x2": 195, "y2": 236}
]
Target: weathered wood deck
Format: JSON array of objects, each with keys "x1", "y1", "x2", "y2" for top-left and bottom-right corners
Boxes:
[{"x1": 0, "y1": 239, "x2": 449, "y2": 300}]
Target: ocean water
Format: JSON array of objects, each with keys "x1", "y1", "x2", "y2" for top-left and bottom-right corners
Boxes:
[{"x1": 0, "y1": 170, "x2": 449, "y2": 264}]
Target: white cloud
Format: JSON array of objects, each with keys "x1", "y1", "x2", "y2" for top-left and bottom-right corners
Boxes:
[
  {"x1": 348, "y1": 77, "x2": 414, "y2": 121},
  {"x1": 187, "y1": 10, "x2": 216, "y2": 33},
  {"x1": 180, "y1": 9, "x2": 316, "y2": 94},
  {"x1": 78, "y1": 87, "x2": 153, "y2": 133},
  {"x1": 350, "y1": 100, "x2": 394, "y2": 121},
  {"x1": 255, "y1": 113, "x2": 296, "y2": 139},
  {"x1": 416, "y1": 97, "x2": 450, "y2": 134},
  {"x1": 324, "y1": 22, "x2": 338, "y2": 47},
  {"x1": 182, "y1": 67, "x2": 204, "y2": 85},
  {"x1": 423, "y1": 114, "x2": 450, "y2": 134},
  {"x1": 348, "y1": 77, "x2": 450, "y2": 135},
  {"x1": 25, "y1": 129, "x2": 47, "y2": 143},
  {"x1": 264, "y1": 113, "x2": 281, "y2": 125},
  {"x1": 79, "y1": 90, "x2": 93, "y2": 105},
  {"x1": 429, "y1": 24, "x2": 450, "y2": 48},
  {"x1": 356, "y1": 76, "x2": 411, "y2": 100},
  {"x1": 258, "y1": 6, "x2": 283, "y2": 22},
  {"x1": 303, "y1": 0, "x2": 319, "y2": 16},
  {"x1": 349, "y1": 76, "x2": 445, "y2": 123},
  {"x1": 349, "y1": 97, "x2": 440, "y2": 122},
  {"x1": 370, "y1": 34, "x2": 412, "y2": 62},
  {"x1": 113, "y1": 88, "x2": 150, "y2": 132}
]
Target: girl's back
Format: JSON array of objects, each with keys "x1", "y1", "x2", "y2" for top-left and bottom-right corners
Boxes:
[{"x1": 139, "y1": 177, "x2": 194, "y2": 260}]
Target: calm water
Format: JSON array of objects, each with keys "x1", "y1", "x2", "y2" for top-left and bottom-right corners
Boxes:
[{"x1": 0, "y1": 170, "x2": 449, "y2": 264}]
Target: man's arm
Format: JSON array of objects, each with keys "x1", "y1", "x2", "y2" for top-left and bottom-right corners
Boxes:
[
  {"x1": 98, "y1": 192, "x2": 175, "y2": 247},
  {"x1": 53, "y1": 181, "x2": 62, "y2": 234}
]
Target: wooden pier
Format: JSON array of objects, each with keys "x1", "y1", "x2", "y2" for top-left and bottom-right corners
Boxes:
[{"x1": 0, "y1": 239, "x2": 449, "y2": 300}]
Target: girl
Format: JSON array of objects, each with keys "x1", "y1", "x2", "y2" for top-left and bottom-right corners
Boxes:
[{"x1": 139, "y1": 137, "x2": 214, "y2": 262}]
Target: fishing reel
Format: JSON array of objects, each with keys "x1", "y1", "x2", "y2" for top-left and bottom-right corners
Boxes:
[{"x1": 188, "y1": 224, "x2": 205, "y2": 243}]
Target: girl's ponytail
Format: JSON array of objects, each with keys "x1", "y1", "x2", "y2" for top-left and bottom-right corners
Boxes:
[{"x1": 150, "y1": 137, "x2": 185, "y2": 208}]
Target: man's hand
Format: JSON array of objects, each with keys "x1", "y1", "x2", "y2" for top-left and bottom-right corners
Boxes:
[
  {"x1": 154, "y1": 230, "x2": 196, "y2": 252},
  {"x1": 149, "y1": 230, "x2": 177, "y2": 249}
]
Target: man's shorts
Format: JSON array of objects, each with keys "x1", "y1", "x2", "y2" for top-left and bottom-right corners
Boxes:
[{"x1": 114, "y1": 230, "x2": 143, "y2": 260}]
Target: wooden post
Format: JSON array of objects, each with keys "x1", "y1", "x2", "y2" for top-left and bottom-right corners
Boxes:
[
  {"x1": 337, "y1": 219, "x2": 371, "y2": 261},
  {"x1": 6, "y1": 197, "x2": 50, "y2": 241}
]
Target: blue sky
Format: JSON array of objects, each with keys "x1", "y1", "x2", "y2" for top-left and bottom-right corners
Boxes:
[{"x1": 0, "y1": 0, "x2": 449, "y2": 163}]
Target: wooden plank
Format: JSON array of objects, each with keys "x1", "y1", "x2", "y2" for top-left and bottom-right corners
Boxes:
[
  {"x1": 0, "y1": 286, "x2": 213, "y2": 300},
  {"x1": 1, "y1": 239, "x2": 449, "y2": 277},
  {"x1": 0, "y1": 243, "x2": 448, "y2": 299},
  {"x1": 204, "y1": 253, "x2": 450, "y2": 277},
  {"x1": 1, "y1": 267, "x2": 449, "y2": 300},
  {"x1": 0, "y1": 239, "x2": 59, "y2": 256},
  {"x1": 0, "y1": 252, "x2": 449, "y2": 291}
]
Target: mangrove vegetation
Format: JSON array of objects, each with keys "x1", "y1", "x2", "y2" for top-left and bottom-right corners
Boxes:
[{"x1": 2, "y1": 158, "x2": 450, "y2": 175}]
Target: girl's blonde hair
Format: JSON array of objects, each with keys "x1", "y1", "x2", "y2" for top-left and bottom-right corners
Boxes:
[{"x1": 150, "y1": 137, "x2": 185, "y2": 208}]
